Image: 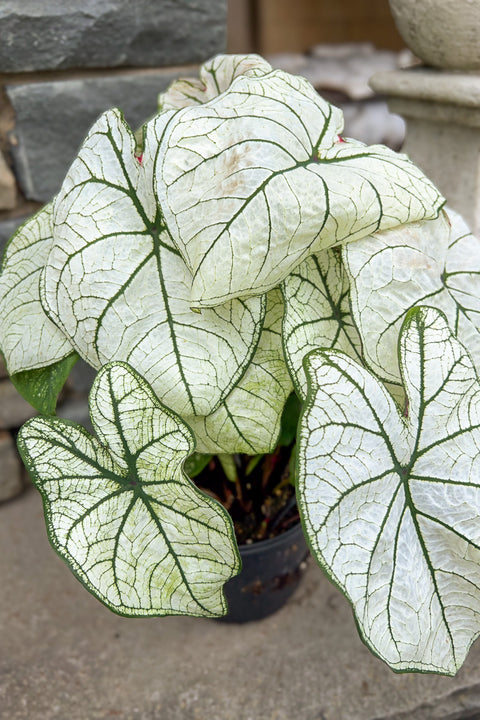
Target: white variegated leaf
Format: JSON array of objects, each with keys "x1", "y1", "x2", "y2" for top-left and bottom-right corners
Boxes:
[
  {"x1": 41, "y1": 109, "x2": 265, "y2": 418},
  {"x1": 298, "y1": 306, "x2": 480, "y2": 674},
  {"x1": 18, "y1": 362, "x2": 240, "y2": 617},
  {"x1": 0, "y1": 205, "x2": 72, "y2": 374},
  {"x1": 186, "y1": 289, "x2": 293, "y2": 454},
  {"x1": 281, "y1": 248, "x2": 362, "y2": 398},
  {"x1": 158, "y1": 53, "x2": 272, "y2": 111},
  {"x1": 344, "y1": 209, "x2": 480, "y2": 384},
  {"x1": 155, "y1": 69, "x2": 444, "y2": 307}
]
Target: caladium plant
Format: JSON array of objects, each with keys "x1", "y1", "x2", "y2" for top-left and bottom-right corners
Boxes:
[{"x1": 2, "y1": 53, "x2": 480, "y2": 675}]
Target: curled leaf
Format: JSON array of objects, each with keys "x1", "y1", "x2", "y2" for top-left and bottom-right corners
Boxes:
[
  {"x1": 344, "y1": 209, "x2": 480, "y2": 384},
  {"x1": 156, "y1": 69, "x2": 443, "y2": 307},
  {"x1": 158, "y1": 53, "x2": 272, "y2": 111}
]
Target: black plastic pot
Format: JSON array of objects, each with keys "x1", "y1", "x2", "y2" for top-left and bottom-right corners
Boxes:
[{"x1": 219, "y1": 520, "x2": 309, "y2": 623}]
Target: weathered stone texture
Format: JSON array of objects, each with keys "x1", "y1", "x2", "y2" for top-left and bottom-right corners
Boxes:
[
  {"x1": 0, "y1": 430, "x2": 23, "y2": 501},
  {"x1": 0, "y1": 0, "x2": 227, "y2": 73},
  {"x1": 7, "y1": 69, "x2": 189, "y2": 202},
  {"x1": 0, "y1": 214, "x2": 29, "y2": 257},
  {"x1": 0, "y1": 149, "x2": 16, "y2": 209},
  {"x1": 371, "y1": 68, "x2": 480, "y2": 236},
  {"x1": 389, "y1": 0, "x2": 480, "y2": 71}
]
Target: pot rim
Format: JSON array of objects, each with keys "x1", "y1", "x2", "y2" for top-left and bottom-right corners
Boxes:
[{"x1": 237, "y1": 518, "x2": 304, "y2": 556}]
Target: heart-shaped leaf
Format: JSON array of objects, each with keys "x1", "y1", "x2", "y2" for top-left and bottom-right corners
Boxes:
[
  {"x1": 186, "y1": 289, "x2": 293, "y2": 454},
  {"x1": 281, "y1": 248, "x2": 362, "y2": 398},
  {"x1": 344, "y1": 209, "x2": 480, "y2": 384},
  {"x1": 0, "y1": 205, "x2": 74, "y2": 375},
  {"x1": 18, "y1": 362, "x2": 241, "y2": 617},
  {"x1": 41, "y1": 109, "x2": 265, "y2": 418},
  {"x1": 155, "y1": 69, "x2": 444, "y2": 307},
  {"x1": 158, "y1": 53, "x2": 272, "y2": 112},
  {"x1": 298, "y1": 306, "x2": 480, "y2": 674}
]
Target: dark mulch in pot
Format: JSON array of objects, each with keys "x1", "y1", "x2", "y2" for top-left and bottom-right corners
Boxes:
[{"x1": 194, "y1": 443, "x2": 299, "y2": 545}]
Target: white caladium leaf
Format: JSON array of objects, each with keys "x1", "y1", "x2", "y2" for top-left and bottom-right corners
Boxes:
[
  {"x1": 158, "y1": 53, "x2": 272, "y2": 111},
  {"x1": 0, "y1": 204, "x2": 73, "y2": 374},
  {"x1": 298, "y1": 306, "x2": 480, "y2": 674},
  {"x1": 17, "y1": 362, "x2": 240, "y2": 617},
  {"x1": 344, "y1": 210, "x2": 480, "y2": 384},
  {"x1": 155, "y1": 69, "x2": 444, "y2": 307},
  {"x1": 186, "y1": 290, "x2": 293, "y2": 454},
  {"x1": 281, "y1": 248, "x2": 362, "y2": 399},
  {"x1": 41, "y1": 109, "x2": 265, "y2": 418}
]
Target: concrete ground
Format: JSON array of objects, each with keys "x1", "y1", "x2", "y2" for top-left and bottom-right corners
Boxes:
[{"x1": 2, "y1": 486, "x2": 480, "y2": 720}]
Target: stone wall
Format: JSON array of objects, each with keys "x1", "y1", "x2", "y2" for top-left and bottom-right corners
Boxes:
[{"x1": 0, "y1": 0, "x2": 227, "y2": 499}]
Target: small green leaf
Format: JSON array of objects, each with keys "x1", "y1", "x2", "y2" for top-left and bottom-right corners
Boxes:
[
  {"x1": 11, "y1": 352, "x2": 79, "y2": 415},
  {"x1": 277, "y1": 393, "x2": 301, "y2": 447},
  {"x1": 298, "y1": 306, "x2": 480, "y2": 674},
  {"x1": 217, "y1": 454, "x2": 238, "y2": 483},
  {"x1": 18, "y1": 362, "x2": 241, "y2": 617},
  {"x1": 183, "y1": 452, "x2": 213, "y2": 478},
  {"x1": 245, "y1": 454, "x2": 264, "y2": 476}
]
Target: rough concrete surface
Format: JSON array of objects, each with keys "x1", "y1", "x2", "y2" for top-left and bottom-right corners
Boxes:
[
  {"x1": 2, "y1": 488, "x2": 480, "y2": 720},
  {"x1": 388, "y1": 0, "x2": 480, "y2": 71},
  {"x1": 0, "y1": 431, "x2": 23, "y2": 501}
]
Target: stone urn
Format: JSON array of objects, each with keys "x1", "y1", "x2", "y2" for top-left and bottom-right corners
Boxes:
[
  {"x1": 388, "y1": 0, "x2": 480, "y2": 71},
  {"x1": 370, "y1": 0, "x2": 480, "y2": 235}
]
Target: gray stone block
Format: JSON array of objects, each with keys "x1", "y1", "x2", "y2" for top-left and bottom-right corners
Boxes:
[
  {"x1": 0, "y1": 0, "x2": 227, "y2": 72},
  {"x1": 0, "y1": 378, "x2": 37, "y2": 429},
  {"x1": 0, "y1": 431, "x2": 23, "y2": 501},
  {"x1": 66, "y1": 358, "x2": 96, "y2": 395},
  {"x1": 7, "y1": 69, "x2": 188, "y2": 202},
  {"x1": 0, "y1": 215, "x2": 29, "y2": 258},
  {"x1": 0, "y1": 150, "x2": 16, "y2": 209},
  {"x1": 56, "y1": 397, "x2": 93, "y2": 433}
]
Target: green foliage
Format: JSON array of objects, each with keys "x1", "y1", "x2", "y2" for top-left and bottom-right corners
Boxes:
[
  {"x1": 277, "y1": 392, "x2": 301, "y2": 447},
  {"x1": 11, "y1": 353, "x2": 79, "y2": 415},
  {"x1": 183, "y1": 452, "x2": 213, "y2": 478}
]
